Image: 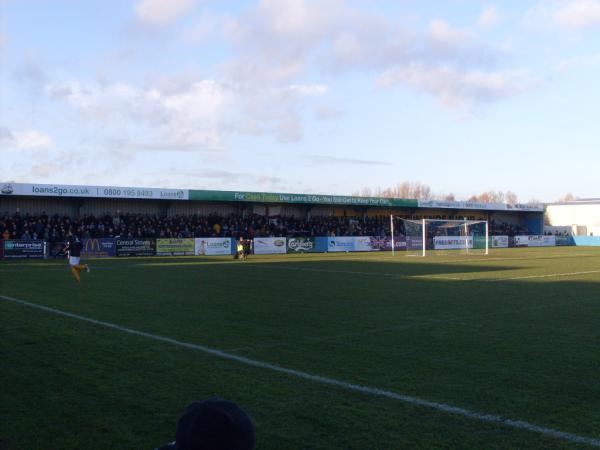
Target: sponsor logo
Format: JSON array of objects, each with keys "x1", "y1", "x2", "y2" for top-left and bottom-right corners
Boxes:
[
  {"x1": 329, "y1": 239, "x2": 353, "y2": 248},
  {"x1": 288, "y1": 238, "x2": 314, "y2": 251},
  {"x1": 274, "y1": 239, "x2": 285, "y2": 247},
  {"x1": 5, "y1": 241, "x2": 43, "y2": 250},
  {"x1": 1, "y1": 183, "x2": 13, "y2": 194},
  {"x1": 85, "y1": 239, "x2": 101, "y2": 252}
]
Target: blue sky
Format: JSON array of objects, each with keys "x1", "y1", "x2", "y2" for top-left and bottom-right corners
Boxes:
[{"x1": 1, "y1": 0, "x2": 599, "y2": 202}]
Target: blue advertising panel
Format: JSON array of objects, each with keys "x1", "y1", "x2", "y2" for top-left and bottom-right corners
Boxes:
[{"x1": 82, "y1": 238, "x2": 116, "y2": 258}]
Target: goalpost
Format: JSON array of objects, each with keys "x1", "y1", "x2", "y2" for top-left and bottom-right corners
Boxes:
[{"x1": 391, "y1": 216, "x2": 489, "y2": 256}]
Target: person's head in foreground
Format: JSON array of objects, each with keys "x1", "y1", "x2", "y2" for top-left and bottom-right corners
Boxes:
[{"x1": 156, "y1": 397, "x2": 255, "y2": 450}]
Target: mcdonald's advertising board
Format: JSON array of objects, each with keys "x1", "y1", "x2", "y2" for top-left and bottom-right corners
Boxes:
[{"x1": 82, "y1": 238, "x2": 116, "y2": 258}]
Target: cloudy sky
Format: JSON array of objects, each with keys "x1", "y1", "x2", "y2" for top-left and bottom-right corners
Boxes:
[{"x1": 1, "y1": 0, "x2": 599, "y2": 201}]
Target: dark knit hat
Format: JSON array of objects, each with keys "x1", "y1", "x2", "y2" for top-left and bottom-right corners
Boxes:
[{"x1": 161, "y1": 398, "x2": 255, "y2": 450}]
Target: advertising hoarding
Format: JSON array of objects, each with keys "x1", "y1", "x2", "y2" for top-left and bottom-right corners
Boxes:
[
  {"x1": 368, "y1": 236, "x2": 407, "y2": 251},
  {"x1": 194, "y1": 238, "x2": 233, "y2": 256},
  {"x1": 116, "y1": 239, "x2": 156, "y2": 256},
  {"x1": 253, "y1": 237, "x2": 287, "y2": 254},
  {"x1": 82, "y1": 238, "x2": 116, "y2": 258},
  {"x1": 286, "y1": 237, "x2": 318, "y2": 253},
  {"x1": 327, "y1": 237, "x2": 355, "y2": 252},
  {"x1": 491, "y1": 236, "x2": 509, "y2": 248},
  {"x1": 156, "y1": 238, "x2": 195, "y2": 256},
  {"x1": 433, "y1": 236, "x2": 474, "y2": 250},
  {"x1": 514, "y1": 235, "x2": 556, "y2": 247},
  {"x1": 3, "y1": 240, "x2": 45, "y2": 258},
  {"x1": 0, "y1": 182, "x2": 188, "y2": 200}
]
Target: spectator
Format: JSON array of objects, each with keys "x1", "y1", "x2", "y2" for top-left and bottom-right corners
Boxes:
[{"x1": 0, "y1": 211, "x2": 531, "y2": 241}]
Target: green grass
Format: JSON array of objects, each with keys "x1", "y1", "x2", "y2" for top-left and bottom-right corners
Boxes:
[{"x1": 1, "y1": 247, "x2": 600, "y2": 449}]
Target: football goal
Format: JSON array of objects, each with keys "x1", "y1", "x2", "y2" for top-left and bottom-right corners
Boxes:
[{"x1": 391, "y1": 217, "x2": 489, "y2": 256}]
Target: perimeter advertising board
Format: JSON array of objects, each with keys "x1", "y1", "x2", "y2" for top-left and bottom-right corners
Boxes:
[
  {"x1": 491, "y1": 236, "x2": 509, "y2": 248},
  {"x1": 353, "y1": 236, "x2": 375, "y2": 252},
  {"x1": 514, "y1": 235, "x2": 556, "y2": 247},
  {"x1": 555, "y1": 236, "x2": 573, "y2": 246},
  {"x1": 116, "y1": 239, "x2": 156, "y2": 256},
  {"x1": 253, "y1": 237, "x2": 287, "y2": 254},
  {"x1": 0, "y1": 182, "x2": 188, "y2": 200},
  {"x1": 286, "y1": 237, "x2": 318, "y2": 253},
  {"x1": 0, "y1": 240, "x2": 4, "y2": 259},
  {"x1": 3, "y1": 240, "x2": 45, "y2": 258},
  {"x1": 194, "y1": 238, "x2": 233, "y2": 256},
  {"x1": 82, "y1": 238, "x2": 116, "y2": 258},
  {"x1": 406, "y1": 236, "x2": 424, "y2": 251},
  {"x1": 156, "y1": 238, "x2": 195, "y2": 256},
  {"x1": 327, "y1": 237, "x2": 355, "y2": 252},
  {"x1": 367, "y1": 236, "x2": 407, "y2": 251},
  {"x1": 433, "y1": 236, "x2": 474, "y2": 250}
]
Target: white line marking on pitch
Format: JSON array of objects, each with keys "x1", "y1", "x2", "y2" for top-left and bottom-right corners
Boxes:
[
  {"x1": 420, "y1": 269, "x2": 600, "y2": 282},
  {"x1": 494, "y1": 270, "x2": 600, "y2": 281},
  {"x1": 2, "y1": 294, "x2": 599, "y2": 448}
]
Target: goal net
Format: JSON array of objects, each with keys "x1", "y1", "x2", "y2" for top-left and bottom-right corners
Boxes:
[{"x1": 393, "y1": 218, "x2": 488, "y2": 256}]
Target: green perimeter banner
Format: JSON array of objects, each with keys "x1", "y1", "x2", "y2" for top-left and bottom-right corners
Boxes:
[
  {"x1": 156, "y1": 238, "x2": 195, "y2": 255},
  {"x1": 189, "y1": 190, "x2": 418, "y2": 207}
]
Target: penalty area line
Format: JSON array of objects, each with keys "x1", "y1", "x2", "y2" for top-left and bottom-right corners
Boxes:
[{"x1": 1, "y1": 294, "x2": 599, "y2": 448}]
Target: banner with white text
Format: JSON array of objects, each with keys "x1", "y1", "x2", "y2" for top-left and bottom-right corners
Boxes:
[
  {"x1": 433, "y1": 236, "x2": 474, "y2": 250},
  {"x1": 0, "y1": 182, "x2": 188, "y2": 200}
]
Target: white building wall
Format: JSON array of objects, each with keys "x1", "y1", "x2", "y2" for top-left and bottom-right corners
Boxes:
[{"x1": 545, "y1": 203, "x2": 600, "y2": 236}]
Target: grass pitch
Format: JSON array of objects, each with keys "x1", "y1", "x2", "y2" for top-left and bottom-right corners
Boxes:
[{"x1": 1, "y1": 247, "x2": 600, "y2": 449}]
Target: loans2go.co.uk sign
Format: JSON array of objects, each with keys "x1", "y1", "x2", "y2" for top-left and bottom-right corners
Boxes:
[{"x1": 0, "y1": 182, "x2": 188, "y2": 200}]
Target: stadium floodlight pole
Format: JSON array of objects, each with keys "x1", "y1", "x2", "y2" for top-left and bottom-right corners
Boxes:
[
  {"x1": 422, "y1": 218, "x2": 426, "y2": 257},
  {"x1": 390, "y1": 214, "x2": 395, "y2": 257}
]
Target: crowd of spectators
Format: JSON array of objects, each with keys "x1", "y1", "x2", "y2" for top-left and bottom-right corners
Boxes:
[
  {"x1": 0, "y1": 211, "x2": 533, "y2": 242},
  {"x1": 489, "y1": 220, "x2": 532, "y2": 237}
]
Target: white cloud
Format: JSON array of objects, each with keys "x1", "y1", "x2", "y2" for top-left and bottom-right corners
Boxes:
[
  {"x1": 525, "y1": 0, "x2": 600, "y2": 32},
  {"x1": 428, "y1": 19, "x2": 473, "y2": 48},
  {"x1": 217, "y1": 2, "x2": 504, "y2": 100},
  {"x1": 553, "y1": 52, "x2": 600, "y2": 71},
  {"x1": 134, "y1": 0, "x2": 197, "y2": 28},
  {"x1": 553, "y1": 0, "x2": 600, "y2": 30},
  {"x1": 477, "y1": 6, "x2": 502, "y2": 29},
  {"x1": 377, "y1": 63, "x2": 535, "y2": 108},
  {"x1": 12, "y1": 130, "x2": 52, "y2": 149},
  {"x1": 46, "y1": 76, "x2": 329, "y2": 149}
]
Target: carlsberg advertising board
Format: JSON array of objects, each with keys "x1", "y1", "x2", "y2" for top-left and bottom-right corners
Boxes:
[{"x1": 287, "y1": 237, "x2": 317, "y2": 253}]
